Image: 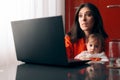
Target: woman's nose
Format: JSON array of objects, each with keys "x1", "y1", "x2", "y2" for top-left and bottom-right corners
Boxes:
[{"x1": 82, "y1": 15, "x2": 86, "y2": 21}]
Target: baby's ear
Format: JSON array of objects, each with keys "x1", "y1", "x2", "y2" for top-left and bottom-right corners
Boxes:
[{"x1": 102, "y1": 47, "x2": 105, "y2": 51}]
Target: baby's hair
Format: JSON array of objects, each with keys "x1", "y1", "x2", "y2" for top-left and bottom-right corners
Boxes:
[{"x1": 86, "y1": 33, "x2": 105, "y2": 51}]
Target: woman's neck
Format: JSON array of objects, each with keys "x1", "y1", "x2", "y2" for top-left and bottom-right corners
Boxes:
[{"x1": 84, "y1": 31, "x2": 91, "y2": 38}]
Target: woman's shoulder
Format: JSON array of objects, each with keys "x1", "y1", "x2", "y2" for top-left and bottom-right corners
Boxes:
[
  {"x1": 64, "y1": 34, "x2": 72, "y2": 47},
  {"x1": 64, "y1": 34, "x2": 71, "y2": 44},
  {"x1": 65, "y1": 34, "x2": 85, "y2": 43},
  {"x1": 65, "y1": 34, "x2": 70, "y2": 40}
]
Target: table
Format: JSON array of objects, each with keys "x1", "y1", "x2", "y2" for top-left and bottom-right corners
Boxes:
[{"x1": 0, "y1": 62, "x2": 120, "y2": 80}]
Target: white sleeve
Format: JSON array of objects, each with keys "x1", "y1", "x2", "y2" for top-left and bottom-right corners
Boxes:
[
  {"x1": 99, "y1": 52, "x2": 109, "y2": 61},
  {"x1": 74, "y1": 51, "x2": 87, "y2": 59}
]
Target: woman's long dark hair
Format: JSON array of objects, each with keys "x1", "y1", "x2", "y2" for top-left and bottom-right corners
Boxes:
[{"x1": 67, "y1": 3, "x2": 108, "y2": 43}]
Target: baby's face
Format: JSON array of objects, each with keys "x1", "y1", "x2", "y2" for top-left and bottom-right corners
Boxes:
[{"x1": 86, "y1": 39, "x2": 102, "y2": 54}]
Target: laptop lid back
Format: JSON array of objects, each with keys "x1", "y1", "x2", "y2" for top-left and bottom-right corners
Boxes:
[{"x1": 11, "y1": 16, "x2": 68, "y2": 66}]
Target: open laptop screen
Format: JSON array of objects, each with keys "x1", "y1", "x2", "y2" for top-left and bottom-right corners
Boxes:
[{"x1": 11, "y1": 16, "x2": 69, "y2": 66}]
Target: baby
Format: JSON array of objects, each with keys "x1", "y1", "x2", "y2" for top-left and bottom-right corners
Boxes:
[{"x1": 74, "y1": 33, "x2": 108, "y2": 62}]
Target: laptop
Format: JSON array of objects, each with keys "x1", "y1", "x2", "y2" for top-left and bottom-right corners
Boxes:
[{"x1": 11, "y1": 15, "x2": 89, "y2": 67}]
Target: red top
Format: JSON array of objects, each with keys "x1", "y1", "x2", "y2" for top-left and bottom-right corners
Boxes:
[{"x1": 65, "y1": 35, "x2": 109, "y2": 59}]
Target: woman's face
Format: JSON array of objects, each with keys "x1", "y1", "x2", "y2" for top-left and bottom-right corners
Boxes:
[{"x1": 78, "y1": 7, "x2": 95, "y2": 32}]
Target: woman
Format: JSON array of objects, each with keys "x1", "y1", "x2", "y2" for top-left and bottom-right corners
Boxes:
[{"x1": 65, "y1": 3, "x2": 109, "y2": 59}]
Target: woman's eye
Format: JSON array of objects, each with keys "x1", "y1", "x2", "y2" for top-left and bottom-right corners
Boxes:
[
  {"x1": 85, "y1": 11, "x2": 93, "y2": 17},
  {"x1": 88, "y1": 13, "x2": 92, "y2": 16},
  {"x1": 78, "y1": 14, "x2": 82, "y2": 18}
]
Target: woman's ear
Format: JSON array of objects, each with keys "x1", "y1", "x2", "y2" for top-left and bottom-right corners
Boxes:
[{"x1": 102, "y1": 46, "x2": 105, "y2": 52}]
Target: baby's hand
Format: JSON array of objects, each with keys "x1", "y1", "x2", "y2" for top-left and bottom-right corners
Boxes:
[{"x1": 89, "y1": 57, "x2": 101, "y2": 61}]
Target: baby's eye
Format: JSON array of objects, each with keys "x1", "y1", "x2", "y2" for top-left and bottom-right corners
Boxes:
[
  {"x1": 95, "y1": 45, "x2": 99, "y2": 48},
  {"x1": 90, "y1": 44, "x2": 93, "y2": 47}
]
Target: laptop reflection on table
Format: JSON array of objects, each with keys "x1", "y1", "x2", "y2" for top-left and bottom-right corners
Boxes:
[
  {"x1": 16, "y1": 64, "x2": 89, "y2": 80},
  {"x1": 11, "y1": 15, "x2": 89, "y2": 67}
]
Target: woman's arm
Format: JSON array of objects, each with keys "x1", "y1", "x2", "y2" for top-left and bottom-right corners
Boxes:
[{"x1": 64, "y1": 35, "x2": 74, "y2": 59}]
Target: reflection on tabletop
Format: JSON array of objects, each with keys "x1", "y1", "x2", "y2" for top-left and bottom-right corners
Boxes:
[
  {"x1": 15, "y1": 62, "x2": 120, "y2": 80},
  {"x1": 16, "y1": 63, "x2": 89, "y2": 80},
  {"x1": 0, "y1": 62, "x2": 120, "y2": 80}
]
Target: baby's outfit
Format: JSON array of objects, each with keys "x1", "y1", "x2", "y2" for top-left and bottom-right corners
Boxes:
[{"x1": 74, "y1": 51, "x2": 109, "y2": 61}]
